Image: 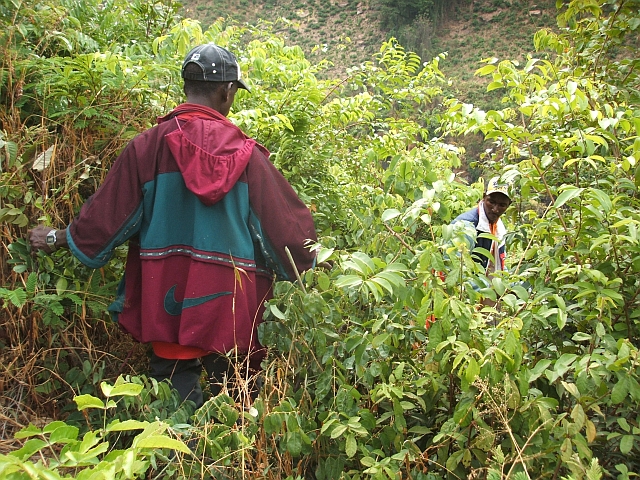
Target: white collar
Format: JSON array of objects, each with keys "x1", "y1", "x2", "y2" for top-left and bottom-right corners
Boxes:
[{"x1": 477, "y1": 201, "x2": 507, "y2": 242}]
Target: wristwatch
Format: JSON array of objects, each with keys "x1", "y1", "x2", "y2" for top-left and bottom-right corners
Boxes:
[{"x1": 46, "y1": 229, "x2": 57, "y2": 251}]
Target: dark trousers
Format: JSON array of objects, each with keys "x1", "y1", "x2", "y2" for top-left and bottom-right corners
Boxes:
[{"x1": 149, "y1": 352, "x2": 261, "y2": 408}]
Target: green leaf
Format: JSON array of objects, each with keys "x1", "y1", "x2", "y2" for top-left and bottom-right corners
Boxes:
[
  {"x1": 350, "y1": 252, "x2": 376, "y2": 274},
  {"x1": 371, "y1": 333, "x2": 390, "y2": 348},
  {"x1": 629, "y1": 377, "x2": 640, "y2": 402},
  {"x1": 572, "y1": 332, "x2": 592, "y2": 342},
  {"x1": 275, "y1": 114, "x2": 294, "y2": 131},
  {"x1": 56, "y1": 277, "x2": 68, "y2": 296},
  {"x1": 77, "y1": 430, "x2": 101, "y2": 454},
  {"x1": 619, "y1": 435, "x2": 634, "y2": 454},
  {"x1": 42, "y1": 421, "x2": 68, "y2": 434},
  {"x1": 446, "y1": 449, "x2": 465, "y2": 472},
  {"x1": 589, "y1": 188, "x2": 612, "y2": 213},
  {"x1": 381, "y1": 209, "x2": 401, "y2": 222},
  {"x1": 26, "y1": 272, "x2": 37, "y2": 295},
  {"x1": 9, "y1": 438, "x2": 48, "y2": 460},
  {"x1": 360, "y1": 456, "x2": 376, "y2": 468},
  {"x1": 599, "y1": 289, "x2": 623, "y2": 302},
  {"x1": 529, "y1": 359, "x2": 552, "y2": 382},
  {"x1": 269, "y1": 304, "x2": 286, "y2": 320},
  {"x1": 570, "y1": 403, "x2": 586, "y2": 429},
  {"x1": 547, "y1": 354, "x2": 577, "y2": 382},
  {"x1": 320, "y1": 417, "x2": 338, "y2": 435},
  {"x1": 106, "y1": 419, "x2": 150, "y2": 432},
  {"x1": 5, "y1": 140, "x2": 18, "y2": 164},
  {"x1": 6, "y1": 288, "x2": 27, "y2": 308},
  {"x1": 611, "y1": 377, "x2": 629, "y2": 404},
  {"x1": 375, "y1": 271, "x2": 403, "y2": 288},
  {"x1": 370, "y1": 276, "x2": 394, "y2": 295},
  {"x1": 284, "y1": 431, "x2": 303, "y2": 456},
  {"x1": 101, "y1": 382, "x2": 113, "y2": 397},
  {"x1": 316, "y1": 247, "x2": 334, "y2": 264},
  {"x1": 316, "y1": 368, "x2": 333, "y2": 399},
  {"x1": 553, "y1": 294, "x2": 566, "y2": 310},
  {"x1": 345, "y1": 433, "x2": 357, "y2": 458},
  {"x1": 491, "y1": 277, "x2": 506, "y2": 296},
  {"x1": 554, "y1": 187, "x2": 584, "y2": 209},
  {"x1": 511, "y1": 284, "x2": 529, "y2": 300},
  {"x1": 74, "y1": 394, "x2": 105, "y2": 410},
  {"x1": 14, "y1": 424, "x2": 43, "y2": 439},
  {"x1": 49, "y1": 425, "x2": 79, "y2": 443},
  {"x1": 383, "y1": 263, "x2": 408, "y2": 273},
  {"x1": 453, "y1": 396, "x2": 474, "y2": 426},
  {"x1": 335, "y1": 275, "x2": 363, "y2": 289},
  {"x1": 342, "y1": 261, "x2": 366, "y2": 275},
  {"x1": 465, "y1": 357, "x2": 480, "y2": 383},
  {"x1": 617, "y1": 417, "x2": 631, "y2": 433},
  {"x1": 109, "y1": 382, "x2": 144, "y2": 397},
  {"x1": 475, "y1": 64, "x2": 497, "y2": 76},
  {"x1": 330, "y1": 424, "x2": 348, "y2": 439},
  {"x1": 64, "y1": 441, "x2": 110, "y2": 465},
  {"x1": 318, "y1": 271, "x2": 331, "y2": 291},
  {"x1": 134, "y1": 435, "x2": 191, "y2": 454}
]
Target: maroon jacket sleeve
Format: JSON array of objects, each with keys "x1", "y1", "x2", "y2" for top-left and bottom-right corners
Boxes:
[
  {"x1": 246, "y1": 146, "x2": 317, "y2": 281},
  {"x1": 67, "y1": 139, "x2": 145, "y2": 268}
]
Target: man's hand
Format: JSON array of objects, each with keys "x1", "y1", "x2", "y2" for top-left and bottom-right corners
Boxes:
[{"x1": 28, "y1": 225, "x2": 67, "y2": 254}]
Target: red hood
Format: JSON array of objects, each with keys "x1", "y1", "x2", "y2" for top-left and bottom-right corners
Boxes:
[{"x1": 159, "y1": 103, "x2": 268, "y2": 206}]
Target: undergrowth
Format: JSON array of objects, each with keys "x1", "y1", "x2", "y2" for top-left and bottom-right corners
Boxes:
[{"x1": 1, "y1": 0, "x2": 640, "y2": 478}]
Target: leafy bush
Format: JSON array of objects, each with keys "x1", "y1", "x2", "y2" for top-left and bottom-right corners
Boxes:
[
  {"x1": 1, "y1": 0, "x2": 639, "y2": 478},
  {"x1": 0, "y1": 377, "x2": 194, "y2": 479}
]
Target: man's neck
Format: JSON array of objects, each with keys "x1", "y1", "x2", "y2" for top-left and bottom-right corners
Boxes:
[{"x1": 185, "y1": 95, "x2": 226, "y2": 117}]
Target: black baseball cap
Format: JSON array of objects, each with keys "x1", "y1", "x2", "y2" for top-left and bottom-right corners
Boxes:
[{"x1": 181, "y1": 43, "x2": 250, "y2": 91}]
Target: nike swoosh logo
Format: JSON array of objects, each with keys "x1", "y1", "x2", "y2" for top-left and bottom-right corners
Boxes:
[{"x1": 164, "y1": 285, "x2": 232, "y2": 316}]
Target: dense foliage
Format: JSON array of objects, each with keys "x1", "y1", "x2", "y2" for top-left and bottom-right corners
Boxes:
[
  {"x1": 1, "y1": 0, "x2": 640, "y2": 478},
  {"x1": 377, "y1": 0, "x2": 467, "y2": 30}
]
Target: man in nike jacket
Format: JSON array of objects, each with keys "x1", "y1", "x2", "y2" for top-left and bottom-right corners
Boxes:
[{"x1": 28, "y1": 43, "x2": 317, "y2": 408}]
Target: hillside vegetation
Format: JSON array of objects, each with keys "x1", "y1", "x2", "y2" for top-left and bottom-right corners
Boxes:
[
  {"x1": 182, "y1": 0, "x2": 558, "y2": 107},
  {"x1": 1, "y1": 0, "x2": 640, "y2": 478}
]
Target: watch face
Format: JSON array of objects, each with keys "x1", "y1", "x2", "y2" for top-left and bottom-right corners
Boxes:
[{"x1": 46, "y1": 231, "x2": 56, "y2": 247}]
